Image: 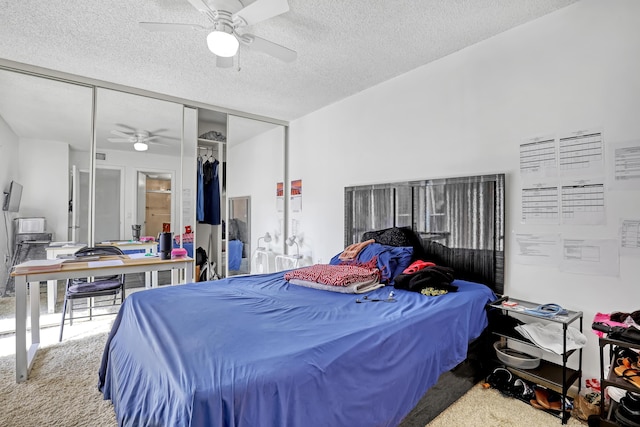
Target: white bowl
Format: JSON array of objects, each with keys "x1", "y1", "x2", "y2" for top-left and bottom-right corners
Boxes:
[{"x1": 494, "y1": 341, "x2": 542, "y2": 369}]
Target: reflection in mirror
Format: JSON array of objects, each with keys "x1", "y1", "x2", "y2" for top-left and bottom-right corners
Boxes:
[
  {"x1": 227, "y1": 116, "x2": 285, "y2": 275},
  {"x1": 228, "y1": 196, "x2": 250, "y2": 276},
  {"x1": 196, "y1": 109, "x2": 227, "y2": 280},
  {"x1": 94, "y1": 167, "x2": 124, "y2": 242},
  {"x1": 0, "y1": 68, "x2": 93, "y2": 295},
  {"x1": 136, "y1": 172, "x2": 172, "y2": 239},
  {"x1": 94, "y1": 88, "x2": 183, "y2": 244}
]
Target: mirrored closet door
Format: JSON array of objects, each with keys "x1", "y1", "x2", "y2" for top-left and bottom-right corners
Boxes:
[
  {"x1": 0, "y1": 68, "x2": 93, "y2": 294},
  {"x1": 94, "y1": 88, "x2": 184, "y2": 243},
  {"x1": 1, "y1": 62, "x2": 288, "y2": 294},
  {"x1": 226, "y1": 115, "x2": 285, "y2": 276}
]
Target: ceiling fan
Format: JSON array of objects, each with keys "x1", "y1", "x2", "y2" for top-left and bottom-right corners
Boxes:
[
  {"x1": 107, "y1": 127, "x2": 176, "y2": 152},
  {"x1": 139, "y1": 0, "x2": 296, "y2": 68}
]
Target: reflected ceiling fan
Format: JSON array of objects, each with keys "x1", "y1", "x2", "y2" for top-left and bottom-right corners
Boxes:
[
  {"x1": 107, "y1": 126, "x2": 177, "y2": 152},
  {"x1": 139, "y1": 0, "x2": 296, "y2": 68}
]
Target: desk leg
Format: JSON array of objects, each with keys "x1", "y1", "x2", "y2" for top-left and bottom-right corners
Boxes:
[
  {"x1": 47, "y1": 279, "x2": 57, "y2": 313},
  {"x1": 15, "y1": 276, "x2": 27, "y2": 382},
  {"x1": 15, "y1": 277, "x2": 40, "y2": 383},
  {"x1": 148, "y1": 245, "x2": 158, "y2": 288},
  {"x1": 151, "y1": 271, "x2": 158, "y2": 287},
  {"x1": 30, "y1": 281, "x2": 41, "y2": 344},
  {"x1": 185, "y1": 263, "x2": 193, "y2": 284}
]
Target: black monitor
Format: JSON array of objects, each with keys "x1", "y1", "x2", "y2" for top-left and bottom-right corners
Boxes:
[{"x1": 2, "y1": 180, "x2": 23, "y2": 212}]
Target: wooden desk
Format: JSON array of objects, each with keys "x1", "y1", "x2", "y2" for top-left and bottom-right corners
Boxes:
[{"x1": 12, "y1": 255, "x2": 193, "y2": 383}]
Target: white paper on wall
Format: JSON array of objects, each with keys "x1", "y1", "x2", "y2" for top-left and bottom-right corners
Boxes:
[
  {"x1": 560, "y1": 238, "x2": 619, "y2": 277},
  {"x1": 521, "y1": 184, "x2": 560, "y2": 224},
  {"x1": 620, "y1": 218, "x2": 640, "y2": 255},
  {"x1": 520, "y1": 135, "x2": 558, "y2": 184},
  {"x1": 558, "y1": 129, "x2": 604, "y2": 178},
  {"x1": 560, "y1": 180, "x2": 605, "y2": 225},
  {"x1": 610, "y1": 140, "x2": 640, "y2": 190},
  {"x1": 513, "y1": 233, "x2": 561, "y2": 265}
]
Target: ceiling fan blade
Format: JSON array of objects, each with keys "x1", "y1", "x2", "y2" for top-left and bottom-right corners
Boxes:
[
  {"x1": 145, "y1": 136, "x2": 161, "y2": 142},
  {"x1": 107, "y1": 138, "x2": 132, "y2": 143},
  {"x1": 233, "y1": 0, "x2": 289, "y2": 26},
  {"x1": 239, "y1": 33, "x2": 296, "y2": 62},
  {"x1": 139, "y1": 22, "x2": 209, "y2": 32},
  {"x1": 110, "y1": 130, "x2": 132, "y2": 138},
  {"x1": 115, "y1": 123, "x2": 137, "y2": 132},
  {"x1": 148, "y1": 128, "x2": 169, "y2": 135},
  {"x1": 216, "y1": 55, "x2": 234, "y2": 68},
  {"x1": 148, "y1": 141, "x2": 169, "y2": 146},
  {"x1": 186, "y1": 0, "x2": 212, "y2": 14}
]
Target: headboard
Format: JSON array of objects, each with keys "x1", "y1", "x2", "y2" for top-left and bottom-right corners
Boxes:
[{"x1": 344, "y1": 173, "x2": 505, "y2": 294}]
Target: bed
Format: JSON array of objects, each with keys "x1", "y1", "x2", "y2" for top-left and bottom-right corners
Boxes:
[
  {"x1": 99, "y1": 272, "x2": 495, "y2": 426},
  {"x1": 99, "y1": 173, "x2": 505, "y2": 426}
]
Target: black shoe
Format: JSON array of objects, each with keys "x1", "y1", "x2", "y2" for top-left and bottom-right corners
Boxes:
[
  {"x1": 616, "y1": 393, "x2": 640, "y2": 427},
  {"x1": 624, "y1": 391, "x2": 640, "y2": 412}
]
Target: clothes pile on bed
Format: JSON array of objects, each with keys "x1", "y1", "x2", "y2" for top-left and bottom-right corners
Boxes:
[
  {"x1": 286, "y1": 227, "x2": 458, "y2": 296},
  {"x1": 284, "y1": 263, "x2": 384, "y2": 293}
]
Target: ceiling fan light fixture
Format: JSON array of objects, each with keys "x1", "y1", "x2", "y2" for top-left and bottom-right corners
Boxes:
[
  {"x1": 207, "y1": 28, "x2": 239, "y2": 57},
  {"x1": 133, "y1": 141, "x2": 148, "y2": 151}
]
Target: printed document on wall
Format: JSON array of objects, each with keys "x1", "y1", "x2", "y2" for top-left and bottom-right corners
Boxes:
[
  {"x1": 521, "y1": 184, "x2": 560, "y2": 224},
  {"x1": 560, "y1": 239, "x2": 619, "y2": 277},
  {"x1": 520, "y1": 135, "x2": 558, "y2": 184},
  {"x1": 610, "y1": 140, "x2": 640, "y2": 190},
  {"x1": 620, "y1": 219, "x2": 640, "y2": 255},
  {"x1": 560, "y1": 180, "x2": 606, "y2": 225},
  {"x1": 558, "y1": 129, "x2": 604, "y2": 178},
  {"x1": 513, "y1": 233, "x2": 560, "y2": 265}
]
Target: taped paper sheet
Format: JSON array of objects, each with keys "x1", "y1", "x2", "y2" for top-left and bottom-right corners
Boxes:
[
  {"x1": 513, "y1": 233, "x2": 560, "y2": 265},
  {"x1": 560, "y1": 239, "x2": 619, "y2": 277}
]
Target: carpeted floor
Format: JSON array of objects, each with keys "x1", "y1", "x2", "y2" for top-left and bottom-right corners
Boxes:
[{"x1": 0, "y1": 289, "x2": 587, "y2": 427}]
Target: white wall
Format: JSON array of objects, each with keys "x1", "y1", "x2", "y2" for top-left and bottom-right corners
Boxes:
[
  {"x1": 288, "y1": 0, "x2": 640, "y2": 381},
  {"x1": 18, "y1": 139, "x2": 69, "y2": 242},
  {"x1": 0, "y1": 115, "x2": 19, "y2": 293}
]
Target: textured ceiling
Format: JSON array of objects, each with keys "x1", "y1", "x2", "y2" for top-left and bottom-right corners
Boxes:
[{"x1": 0, "y1": 0, "x2": 579, "y2": 122}]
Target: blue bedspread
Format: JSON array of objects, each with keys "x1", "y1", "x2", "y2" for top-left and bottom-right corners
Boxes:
[{"x1": 99, "y1": 272, "x2": 495, "y2": 427}]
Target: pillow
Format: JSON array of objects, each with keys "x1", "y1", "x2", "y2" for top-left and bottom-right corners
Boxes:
[
  {"x1": 330, "y1": 242, "x2": 413, "y2": 284},
  {"x1": 361, "y1": 226, "x2": 425, "y2": 261}
]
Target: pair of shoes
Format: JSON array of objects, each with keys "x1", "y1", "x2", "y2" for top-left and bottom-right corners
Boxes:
[
  {"x1": 486, "y1": 367, "x2": 513, "y2": 395},
  {"x1": 486, "y1": 368, "x2": 536, "y2": 400},
  {"x1": 530, "y1": 387, "x2": 570, "y2": 412},
  {"x1": 512, "y1": 378, "x2": 535, "y2": 400},
  {"x1": 615, "y1": 391, "x2": 640, "y2": 427},
  {"x1": 614, "y1": 364, "x2": 640, "y2": 389}
]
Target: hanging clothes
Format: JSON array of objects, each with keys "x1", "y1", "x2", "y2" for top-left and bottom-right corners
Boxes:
[
  {"x1": 196, "y1": 156, "x2": 204, "y2": 222},
  {"x1": 202, "y1": 158, "x2": 221, "y2": 225}
]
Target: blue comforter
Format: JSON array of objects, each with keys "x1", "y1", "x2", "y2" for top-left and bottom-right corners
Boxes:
[{"x1": 99, "y1": 272, "x2": 495, "y2": 427}]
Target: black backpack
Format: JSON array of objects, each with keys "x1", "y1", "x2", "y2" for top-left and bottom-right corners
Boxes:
[{"x1": 196, "y1": 247, "x2": 207, "y2": 268}]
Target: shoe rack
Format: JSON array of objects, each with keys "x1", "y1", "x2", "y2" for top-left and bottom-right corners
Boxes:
[
  {"x1": 597, "y1": 336, "x2": 640, "y2": 426},
  {"x1": 488, "y1": 296, "x2": 583, "y2": 425}
]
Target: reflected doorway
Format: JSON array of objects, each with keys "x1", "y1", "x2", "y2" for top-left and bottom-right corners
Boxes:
[
  {"x1": 94, "y1": 167, "x2": 123, "y2": 243},
  {"x1": 71, "y1": 166, "x2": 90, "y2": 244},
  {"x1": 137, "y1": 171, "x2": 172, "y2": 239}
]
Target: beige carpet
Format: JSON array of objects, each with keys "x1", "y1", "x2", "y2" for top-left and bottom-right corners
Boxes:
[
  {"x1": 427, "y1": 386, "x2": 585, "y2": 427},
  {"x1": 0, "y1": 291, "x2": 587, "y2": 427}
]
